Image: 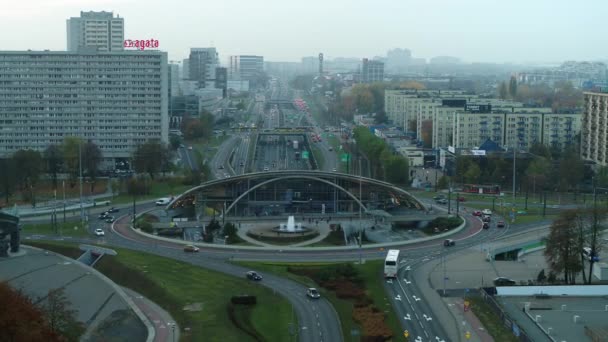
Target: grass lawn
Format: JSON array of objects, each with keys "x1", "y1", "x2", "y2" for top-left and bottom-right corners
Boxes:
[
  {"x1": 311, "y1": 145, "x2": 325, "y2": 170},
  {"x1": 234, "y1": 260, "x2": 402, "y2": 341},
  {"x1": 22, "y1": 221, "x2": 91, "y2": 238},
  {"x1": 468, "y1": 297, "x2": 518, "y2": 342},
  {"x1": 26, "y1": 241, "x2": 295, "y2": 342},
  {"x1": 111, "y1": 181, "x2": 192, "y2": 205}
]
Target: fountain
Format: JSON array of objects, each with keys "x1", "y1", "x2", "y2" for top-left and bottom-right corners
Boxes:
[{"x1": 274, "y1": 215, "x2": 309, "y2": 234}]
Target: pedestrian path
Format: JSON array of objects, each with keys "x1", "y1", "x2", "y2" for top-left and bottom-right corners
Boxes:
[
  {"x1": 444, "y1": 297, "x2": 493, "y2": 342},
  {"x1": 123, "y1": 288, "x2": 179, "y2": 342}
]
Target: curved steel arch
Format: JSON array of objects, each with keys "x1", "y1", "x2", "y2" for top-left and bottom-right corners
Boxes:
[{"x1": 224, "y1": 175, "x2": 367, "y2": 215}]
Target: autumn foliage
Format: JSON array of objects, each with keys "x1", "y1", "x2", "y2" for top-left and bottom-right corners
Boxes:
[
  {"x1": 0, "y1": 282, "x2": 63, "y2": 342},
  {"x1": 289, "y1": 264, "x2": 393, "y2": 341}
]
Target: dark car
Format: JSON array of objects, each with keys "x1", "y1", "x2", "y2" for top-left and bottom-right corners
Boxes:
[
  {"x1": 107, "y1": 207, "x2": 119, "y2": 213},
  {"x1": 246, "y1": 271, "x2": 263, "y2": 281},
  {"x1": 494, "y1": 277, "x2": 516, "y2": 286},
  {"x1": 105, "y1": 216, "x2": 115, "y2": 223},
  {"x1": 98, "y1": 212, "x2": 109, "y2": 220},
  {"x1": 497, "y1": 221, "x2": 505, "y2": 228},
  {"x1": 482, "y1": 222, "x2": 490, "y2": 229},
  {"x1": 443, "y1": 239, "x2": 455, "y2": 247},
  {"x1": 436, "y1": 198, "x2": 448, "y2": 205}
]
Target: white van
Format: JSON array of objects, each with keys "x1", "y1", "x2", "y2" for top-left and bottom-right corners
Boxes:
[{"x1": 155, "y1": 197, "x2": 171, "y2": 206}]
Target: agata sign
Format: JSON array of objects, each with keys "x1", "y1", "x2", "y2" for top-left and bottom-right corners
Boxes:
[{"x1": 123, "y1": 39, "x2": 159, "y2": 50}]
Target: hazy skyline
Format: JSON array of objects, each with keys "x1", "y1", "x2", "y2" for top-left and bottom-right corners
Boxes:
[{"x1": 1, "y1": 0, "x2": 607, "y2": 65}]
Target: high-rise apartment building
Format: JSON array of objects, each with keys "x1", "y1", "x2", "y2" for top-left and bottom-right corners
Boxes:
[
  {"x1": 67, "y1": 11, "x2": 124, "y2": 52},
  {"x1": 188, "y1": 48, "x2": 218, "y2": 87},
  {"x1": 0, "y1": 50, "x2": 168, "y2": 167},
  {"x1": 361, "y1": 58, "x2": 384, "y2": 83},
  {"x1": 581, "y1": 92, "x2": 608, "y2": 166}
]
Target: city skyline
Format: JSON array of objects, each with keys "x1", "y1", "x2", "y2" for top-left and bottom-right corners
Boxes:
[{"x1": 1, "y1": 0, "x2": 607, "y2": 65}]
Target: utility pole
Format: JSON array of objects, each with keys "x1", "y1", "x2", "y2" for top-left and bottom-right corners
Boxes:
[
  {"x1": 358, "y1": 157, "x2": 363, "y2": 264},
  {"x1": 62, "y1": 180, "x2": 66, "y2": 224},
  {"x1": 448, "y1": 184, "x2": 452, "y2": 214},
  {"x1": 512, "y1": 146, "x2": 516, "y2": 204},
  {"x1": 79, "y1": 142, "x2": 84, "y2": 226}
]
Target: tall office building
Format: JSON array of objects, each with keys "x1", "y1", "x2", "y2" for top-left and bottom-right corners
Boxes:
[
  {"x1": 0, "y1": 50, "x2": 168, "y2": 168},
  {"x1": 66, "y1": 11, "x2": 124, "y2": 52},
  {"x1": 361, "y1": 58, "x2": 384, "y2": 83},
  {"x1": 188, "y1": 48, "x2": 218, "y2": 87},
  {"x1": 229, "y1": 55, "x2": 264, "y2": 80},
  {"x1": 581, "y1": 92, "x2": 608, "y2": 166}
]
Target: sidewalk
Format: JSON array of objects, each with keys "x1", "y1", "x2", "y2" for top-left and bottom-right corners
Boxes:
[
  {"x1": 123, "y1": 288, "x2": 180, "y2": 342},
  {"x1": 445, "y1": 298, "x2": 494, "y2": 342}
]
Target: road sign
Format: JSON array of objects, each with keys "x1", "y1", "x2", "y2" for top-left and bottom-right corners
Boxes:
[
  {"x1": 403, "y1": 330, "x2": 409, "y2": 338},
  {"x1": 341, "y1": 153, "x2": 350, "y2": 162},
  {"x1": 302, "y1": 151, "x2": 309, "y2": 159},
  {"x1": 465, "y1": 331, "x2": 471, "y2": 339}
]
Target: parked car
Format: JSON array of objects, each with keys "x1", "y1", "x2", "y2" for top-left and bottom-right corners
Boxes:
[
  {"x1": 306, "y1": 288, "x2": 321, "y2": 299},
  {"x1": 246, "y1": 271, "x2": 263, "y2": 281},
  {"x1": 94, "y1": 228, "x2": 105, "y2": 236},
  {"x1": 481, "y1": 209, "x2": 492, "y2": 216},
  {"x1": 493, "y1": 277, "x2": 516, "y2": 286},
  {"x1": 497, "y1": 221, "x2": 505, "y2": 228},
  {"x1": 443, "y1": 239, "x2": 455, "y2": 247},
  {"x1": 155, "y1": 198, "x2": 171, "y2": 206},
  {"x1": 472, "y1": 210, "x2": 482, "y2": 216},
  {"x1": 183, "y1": 245, "x2": 199, "y2": 253}
]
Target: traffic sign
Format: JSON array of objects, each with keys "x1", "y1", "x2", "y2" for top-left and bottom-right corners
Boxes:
[
  {"x1": 341, "y1": 153, "x2": 351, "y2": 162},
  {"x1": 403, "y1": 330, "x2": 409, "y2": 338},
  {"x1": 302, "y1": 151, "x2": 309, "y2": 159}
]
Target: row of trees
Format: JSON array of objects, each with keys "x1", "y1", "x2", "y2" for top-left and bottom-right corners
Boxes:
[
  {"x1": 452, "y1": 143, "x2": 589, "y2": 194},
  {"x1": 544, "y1": 207, "x2": 606, "y2": 284},
  {"x1": 181, "y1": 109, "x2": 215, "y2": 140},
  {"x1": 498, "y1": 77, "x2": 582, "y2": 113},
  {"x1": 352, "y1": 127, "x2": 409, "y2": 184}
]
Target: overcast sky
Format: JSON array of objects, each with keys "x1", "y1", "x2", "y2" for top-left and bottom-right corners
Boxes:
[{"x1": 1, "y1": 0, "x2": 606, "y2": 64}]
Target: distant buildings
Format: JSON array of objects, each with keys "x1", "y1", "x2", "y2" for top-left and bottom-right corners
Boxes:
[
  {"x1": 0, "y1": 50, "x2": 168, "y2": 167},
  {"x1": 430, "y1": 56, "x2": 461, "y2": 65},
  {"x1": 581, "y1": 91, "x2": 608, "y2": 166},
  {"x1": 518, "y1": 61, "x2": 607, "y2": 87},
  {"x1": 188, "y1": 48, "x2": 219, "y2": 87},
  {"x1": 361, "y1": 58, "x2": 384, "y2": 83},
  {"x1": 66, "y1": 11, "x2": 124, "y2": 52},
  {"x1": 384, "y1": 89, "x2": 581, "y2": 152},
  {"x1": 386, "y1": 48, "x2": 412, "y2": 72},
  {"x1": 229, "y1": 55, "x2": 264, "y2": 82}
]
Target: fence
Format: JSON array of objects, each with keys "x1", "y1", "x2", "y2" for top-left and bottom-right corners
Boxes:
[{"x1": 480, "y1": 288, "x2": 533, "y2": 342}]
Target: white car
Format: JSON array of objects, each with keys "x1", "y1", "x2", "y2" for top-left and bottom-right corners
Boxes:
[
  {"x1": 481, "y1": 209, "x2": 492, "y2": 216},
  {"x1": 94, "y1": 228, "x2": 105, "y2": 236},
  {"x1": 155, "y1": 198, "x2": 171, "y2": 206},
  {"x1": 306, "y1": 288, "x2": 321, "y2": 299}
]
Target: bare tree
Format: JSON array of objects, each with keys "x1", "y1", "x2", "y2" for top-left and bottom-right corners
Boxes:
[{"x1": 544, "y1": 210, "x2": 583, "y2": 284}]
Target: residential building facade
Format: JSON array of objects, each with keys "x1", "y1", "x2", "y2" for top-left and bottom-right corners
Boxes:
[
  {"x1": 581, "y1": 92, "x2": 608, "y2": 166},
  {"x1": 67, "y1": 11, "x2": 124, "y2": 52},
  {"x1": 188, "y1": 48, "x2": 218, "y2": 87},
  {"x1": 0, "y1": 50, "x2": 168, "y2": 167}
]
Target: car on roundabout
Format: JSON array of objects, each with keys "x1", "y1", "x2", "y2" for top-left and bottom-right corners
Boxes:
[
  {"x1": 105, "y1": 216, "x2": 115, "y2": 223},
  {"x1": 155, "y1": 197, "x2": 171, "y2": 206},
  {"x1": 306, "y1": 288, "x2": 321, "y2": 299},
  {"x1": 107, "y1": 207, "x2": 119, "y2": 213},
  {"x1": 472, "y1": 210, "x2": 482, "y2": 216},
  {"x1": 482, "y1": 209, "x2": 492, "y2": 216},
  {"x1": 443, "y1": 239, "x2": 455, "y2": 247},
  {"x1": 436, "y1": 198, "x2": 448, "y2": 205},
  {"x1": 94, "y1": 228, "x2": 105, "y2": 236},
  {"x1": 494, "y1": 277, "x2": 516, "y2": 286},
  {"x1": 246, "y1": 271, "x2": 263, "y2": 281},
  {"x1": 482, "y1": 222, "x2": 490, "y2": 229},
  {"x1": 497, "y1": 221, "x2": 505, "y2": 228},
  {"x1": 482, "y1": 215, "x2": 491, "y2": 222},
  {"x1": 183, "y1": 245, "x2": 199, "y2": 253}
]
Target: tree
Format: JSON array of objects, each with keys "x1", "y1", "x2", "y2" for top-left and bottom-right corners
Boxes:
[
  {"x1": 0, "y1": 158, "x2": 16, "y2": 205},
  {"x1": 44, "y1": 145, "x2": 63, "y2": 190},
  {"x1": 558, "y1": 147, "x2": 584, "y2": 191},
  {"x1": 0, "y1": 282, "x2": 62, "y2": 341},
  {"x1": 398, "y1": 81, "x2": 425, "y2": 90},
  {"x1": 236, "y1": 101, "x2": 246, "y2": 111},
  {"x1": 83, "y1": 141, "x2": 102, "y2": 192},
  {"x1": 41, "y1": 288, "x2": 85, "y2": 341},
  {"x1": 169, "y1": 135, "x2": 182, "y2": 150},
  {"x1": 596, "y1": 166, "x2": 608, "y2": 188},
  {"x1": 498, "y1": 81, "x2": 508, "y2": 100},
  {"x1": 508, "y1": 76, "x2": 518, "y2": 98},
  {"x1": 223, "y1": 222, "x2": 238, "y2": 244},
  {"x1": 198, "y1": 110, "x2": 215, "y2": 140},
  {"x1": 132, "y1": 141, "x2": 170, "y2": 179},
  {"x1": 464, "y1": 163, "x2": 481, "y2": 184},
  {"x1": 384, "y1": 155, "x2": 409, "y2": 184},
  {"x1": 61, "y1": 137, "x2": 83, "y2": 188},
  {"x1": 525, "y1": 157, "x2": 551, "y2": 193},
  {"x1": 374, "y1": 110, "x2": 388, "y2": 124},
  {"x1": 437, "y1": 176, "x2": 449, "y2": 190},
  {"x1": 537, "y1": 269, "x2": 546, "y2": 283},
  {"x1": 182, "y1": 118, "x2": 205, "y2": 140},
  {"x1": 544, "y1": 210, "x2": 582, "y2": 284},
  {"x1": 12, "y1": 149, "x2": 43, "y2": 205}
]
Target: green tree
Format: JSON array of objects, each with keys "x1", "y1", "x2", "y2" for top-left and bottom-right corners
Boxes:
[
  {"x1": 454, "y1": 156, "x2": 472, "y2": 184},
  {"x1": 525, "y1": 157, "x2": 551, "y2": 193},
  {"x1": 437, "y1": 176, "x2": 449, "y2": 190},
  {"x1": 463, "y1": 163, "x2": 481, "y2": 184},
  {"x1": 132, "y1": 141, "x2": 170, "y2": 179},
  {"x1": 198, "y1": 109, "x2": 215, "y2": 140},
  {"x1": 384, "y1": 156, "x2": 409, "y2": 184},
  {"x1": 223, "y1": 222, "x2": 238, "y2": 244},
  {"x1": 169, "y1": 135, "x2": 182, "y2": 150},
  {"x1": 558, "y1": 147, "x2": 584, "y2": 191},
  {"x1": 498, "y1": 81, "x2": 508, "y2": 99},
  {"x1": 43, "y1": 145, "x2": 63, "y2": 190},
  {"x1": 508, "y1": 76, "x2": 518, "y2": 98}
]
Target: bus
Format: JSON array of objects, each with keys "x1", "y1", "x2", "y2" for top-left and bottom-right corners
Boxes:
[{"x1": 384, "y1": 249, "x2": 400, "y2": 278}]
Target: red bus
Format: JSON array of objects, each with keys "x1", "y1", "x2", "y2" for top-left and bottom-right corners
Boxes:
[{"x1": 462, "y1": 184, "x2": 500, "y2": 195}]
